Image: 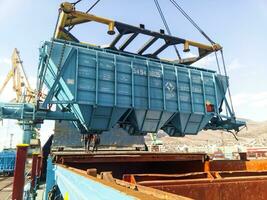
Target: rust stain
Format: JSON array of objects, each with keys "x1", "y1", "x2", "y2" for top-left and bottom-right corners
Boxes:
[{"x1": 52, "y1": 152, "x2": 267, "y2": 200}]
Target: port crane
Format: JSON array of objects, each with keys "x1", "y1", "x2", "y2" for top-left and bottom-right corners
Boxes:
[
  {"x1": 0, "y1": 48, "x2": 35, "y2": 103},
  {"x1": 0, "y1": 49, "x2": 40, "y2": 147}
]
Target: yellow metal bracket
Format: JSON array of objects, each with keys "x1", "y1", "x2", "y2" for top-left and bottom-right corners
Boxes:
[
  {"x1": 54, "y1": 2, "x2": 222, "y2": 65},
  {"x1": 55, "y1": 2, "x2": 115, "y2": 41}
]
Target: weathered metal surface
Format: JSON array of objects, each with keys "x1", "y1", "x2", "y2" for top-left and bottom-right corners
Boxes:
[
  {"x1": 50, "y1": 164, "x2": 191, "y2": 200},
  {"x1": 123, "y1": 172, "x2": 212, "y2": 184},
  {"x1": 126, "y1": 171, "x2": 267, "y2": 185},
  {"x1": 139, "y1": 177, "x2": 267, "y2": 200},
  {"x1": 115, "y1": 178, "x2": 191, "y2": 200},
  {"x1": 209, "y1": 159, "x2": 267, "y2": 171},
  {"x1": 49, "y1": 151, "x2": 267, "y2": 200},
  {"x1": 123, "y1": 163, "x2": 267, "y2": 200},
  {"x1": 54, "y1": 151, "x2": 207, "y2": 164},
  {"x1": 52, "y1": 152, "x2": 206, "y2": 179}
]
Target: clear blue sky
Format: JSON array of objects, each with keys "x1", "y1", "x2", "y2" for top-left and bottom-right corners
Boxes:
[{"x1": 0, "y1": 0, "x2": 266, "y2": 147}]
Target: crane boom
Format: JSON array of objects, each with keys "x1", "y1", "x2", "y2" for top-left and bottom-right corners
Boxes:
[
  {"x1": 0, "y1": 49, "x2": 38, "y2": 147},
  {"x1": 0, "y1": 48, "x2": 35, "y2": 103},
  {"x1": 0, "y1": 71, "x2": 13, "y2": 96},
  {"x1": 12, "y1": 48, "x2": 32, "y2": 92}
]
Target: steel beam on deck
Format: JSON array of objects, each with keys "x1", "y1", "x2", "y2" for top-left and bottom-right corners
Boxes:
[
  {"x1": 209, "y1": 159, "x2": 267, "y2": 171},
  {"x1": 123, "y1": 172, "x2": 212, "y2": 184},
  {"x1": 53, "y1": 152, "x2": 207, "y2": 164}
]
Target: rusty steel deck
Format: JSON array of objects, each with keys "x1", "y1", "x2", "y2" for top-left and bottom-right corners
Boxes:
[
  {"x1": 123, "y1": 171, "x2": 267, "y2": 200},
  {"x1": 52, "y1": 151, "x2": 267, "y2": 200},
  {"x1": 53, "y1": 151, "x2": 207, "y2": 164}
]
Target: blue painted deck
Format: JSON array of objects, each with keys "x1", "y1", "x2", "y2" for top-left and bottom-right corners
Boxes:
[
  {"x1": 44, "y1": 158, "x2": 137, "y2": 200},
  {"x1": 56, "y1": 166, "x2": 135, "y2": 200}
]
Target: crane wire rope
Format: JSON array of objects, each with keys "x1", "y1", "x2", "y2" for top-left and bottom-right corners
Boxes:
[
  {"x1": 169, "y1": 0, "x2": 222, "y2": 76},
  {"x1": 86, "y1": 0, "x2": 101, "y2": 13},
  {"x1": 169, "y1": 0, "x2": 236, "y2": 117},
  {"x1": 153, "y1": 0, "x2": 181, "y2": 60},
  {"x1": 169, "y1": 0, "x2": 215, "y2": 45},
  {"x1": 72, "y1": 0, "x2": 82, "y2": 6},
  {"x1": 69, "y1": 0, "x2": 101, "y2": 31},
  {"x1": 220, "y1": 49, "x2": 235, "y2": 116},
  {"x1": 214, "y1": 51, "x2": 228, "y2": 116}
]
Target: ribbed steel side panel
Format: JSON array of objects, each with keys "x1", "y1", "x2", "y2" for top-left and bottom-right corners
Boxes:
[
  {"x1": 0, "y1": 151, "x2": 16, "y2": 173},
  {"x1": 39, "y1": 40, "x2": 227, "y2": 136}
]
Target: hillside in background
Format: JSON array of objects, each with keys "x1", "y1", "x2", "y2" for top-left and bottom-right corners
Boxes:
[{"x1": 145, "y1": 120, "x2": 267, "y2": 152}]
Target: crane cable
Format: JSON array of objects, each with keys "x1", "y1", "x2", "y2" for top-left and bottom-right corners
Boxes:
[
  {"x1": 169, "y1": 0, "x2": 236, "y2": 117},
  {"x1": 86, "y1": 0, "x2": 101, "y2": 13},
  {"x1": 69, "y1": 0, "x2": 101, "y2": 31},
  {"x1": 72, "y1": 0, "x2": 82, "y2": 6},
  {"x1": 169, "y1": 0, "x2": 215, "y2": 45},
  {"x1": 153, "y1": 0, "x2": 181, "y2": 60},
  {"x1": 169, "y1": 0, "x2": 222, "y2": 74},
  {"x1": 214, "y1": 51, "x2": 229, "y2": 117},
  {"x1": 220, "y1": 50, "x2": 235, "y2": 116},
  {"x1": 72, "y1": 0, "x2": 100, "y2": 12}
]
